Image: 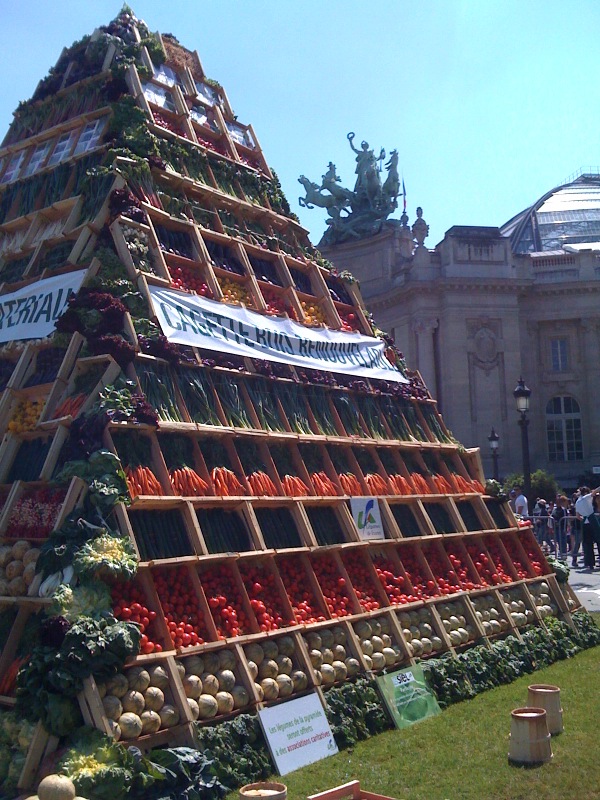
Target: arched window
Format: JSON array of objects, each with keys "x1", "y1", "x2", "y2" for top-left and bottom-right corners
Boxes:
[{"x1": 546, "y1": 396, "x2": 583, "y2": 461}]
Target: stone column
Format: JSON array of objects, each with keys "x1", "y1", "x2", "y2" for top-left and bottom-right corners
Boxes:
[
  {"x1": 582, "y1": 319, "x2": 600, "y2": 460},
  {"x1": 412, "y1": 316, "x2": 438, "y2": 397}
]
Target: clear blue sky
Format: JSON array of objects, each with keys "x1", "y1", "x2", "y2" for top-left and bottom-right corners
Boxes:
[{"x1": 1, "y1": 1, "x2": 599, "y2": 247}]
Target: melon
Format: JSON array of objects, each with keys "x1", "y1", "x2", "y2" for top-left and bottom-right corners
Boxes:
[
  {"x1": 276, "y1": 635, "x2": 295, "y2": 657},
  {"x1": 262, "y1": 640, "x2": 279, "y2": 660},
  {"x1": 183, "y1": 674, "x2": 202, "y2": 699},
  {"x1": 148, "y1": 665, "x2": 169, "y2": 689},
  {"x1": 106, "y1": 719, "x2": 121, "y2": 741},
  {"x1": 216, "y1": 691, "x2": 234, "y2": 714},
  {"x1": 333, "y1": 644, "x2": 346, "y2": 660},
  {"x1": 258, "y1": 659, "x2": 278, "y2": 679},
  {"x1": 355, "y1": 620, "x2": 372, "y2": 640},
  {"x1": 320, "y1": 664, "x2": 335, "y2": 685},
  {"x1": 143, "y1": 686, "x2": 165, "y2": 711},
  {"x1": 140, "y1": 710, "x2": 161, "y2": 734},
  {"x1": 122, "y1": 690, "x2": 145, "y2": 716},
  {"x1": 105, "y1": 673, "x2": 128, "y2": 698},
  {"x1": 371, "y1": 652, "x2": 386, "y2": 671},
  {"x1": 321, "y1": 647, "x2": 334, "y2": 665},
  {"x1": 159, "y1": 704, "x2": 180, "y2": 728},
  {"x1": 232, "y1": 685, "x2": 250, "y2": 708},
  {"x1": 276, "y1": 674, "x2": 294, "y2": 697},
  {"x1": 216, "y1": 669, "x2": 236, "y2": 691},
  {"x1": 382, "y1": 647, "x2": 397, "y2": 665},
  {"x1": 200, "y1": 672, "x2": 219, "y2": 695},
  {"x1": 309, "y1": 649, "x2": 323, "y2": 669},
  {"x1": 363, "y1": 653, "x2": 373, "y2": 670},
  {"x1": 260, "y1": 677, "x2": 279, "y2": 700},
  {"x1": 332, "y1": 660, "x2": 347, "y2": 681},
  {"x1": 197, "y1": 694, "x2": 219, "y2": 719},
  {"x1": 247, "y1": 660, "x2": 259, "y2": 680},
  {"x1": 371, "y1": 635, "x2": 384, "y2": 653},
  {"x1": 306, "y1": 632, "x2": 322, "y2": 650},
  {"x1": 319, "y1": 628, "x2": 334, "y2": 649},
  {"x1": 118, "y1": 712, "x2": 143, "y2": 739},
  {"x1": 291, "y1": 670, "x2": 308, "y2": 691},
  {"x1": 245, "y1": 643, "x2": 265, "y2": 665},
  {"x1": 275, "y1": 655, "x2": 293, "y2": 675},
  {"x1": 183, "y1": 655, "x2": 204, "y2": 676},
  {"x1": 218, "y1": 649, "x2": 237, "y2": 670},
  {"x1": 254, "y1": 682, "x2": 264, "y2": 701},
  {"x1": 345, "y1": 657, "x2": 360, "y2": 677},
  {"x1": 127, "y1": 667, "x2": 150, "y2": 693},
  {"x1": 102, "y1": 695, "x2": 122, "y2": 721},
  {"x1": 333, "y1": 627, "x2": 347, "y2": 645},
  {"x1": 37, "y1": 775, "x2": 76, "y2": 800},
  {"x1": 203, "y1": 652, "x2": 220, "y2": 673},
  {"x1": 187, "y1": 698, "x2": 200, "y2": 721}
]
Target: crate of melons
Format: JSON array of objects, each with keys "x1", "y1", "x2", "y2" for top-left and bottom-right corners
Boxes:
[
  {"x1": 396, "y1": 607, "x2": 447, "y2": 657},
  {"x1": 470, "y1": 593, "x2": 511, "y2": 636},
  {"x1": 527, "y1": 580, "x2": 559, "y2": 620},
  {"x1": 499, "y1": 586, "x2": 537, "y2": 629},
  {"x1": 352, "y1": 617, "x2": 406, "y2": 672},
  {"x1": 433, "y1": 600, "x2": 480, "y2": 647},
  {"x1": 301, "y1": 624, "x2": 363, "y2": 687},
  {"x1": 244, "y1": 634, "x2": 311, "y2": 703},
  {"x1": 177, "y1": 647, "x2": 255, "y2": 721},
  {"x1": 97, "y1": 662, "x2": 186, "y2": 741}
]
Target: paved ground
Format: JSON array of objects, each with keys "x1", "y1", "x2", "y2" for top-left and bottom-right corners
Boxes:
[{"x1": 568, "y1": 563, "x2": 600, "y2": 612}]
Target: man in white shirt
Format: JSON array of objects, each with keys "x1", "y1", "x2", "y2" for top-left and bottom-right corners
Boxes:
[
  {"x1": 574, "y1": 486, "x2": 600, "y2": 571},
  {"x1": 514, "y1": 485, "x2": 529, "y2": 518}
]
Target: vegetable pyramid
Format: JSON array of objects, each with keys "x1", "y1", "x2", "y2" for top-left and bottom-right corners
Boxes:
[{"x1": 0, "y1": 6, "x2": 592, "y2": 797}]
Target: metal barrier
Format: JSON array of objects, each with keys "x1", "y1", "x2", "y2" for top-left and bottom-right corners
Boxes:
[{"x1": 531, "y1": 513, "x2": 581, "y2": 561}]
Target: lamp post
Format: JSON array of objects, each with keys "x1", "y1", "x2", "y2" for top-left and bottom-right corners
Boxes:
[
  {"x1": 513, "y1": 377, "x2": 532, "y2": 503},
  {"x1": 488, "y1": 427, "x2": 500, "y2": 482}
]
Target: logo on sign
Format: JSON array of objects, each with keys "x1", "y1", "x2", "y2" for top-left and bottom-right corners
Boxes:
[{"x1": 357, "y1": 499, "x2": 376, "y2": 530}]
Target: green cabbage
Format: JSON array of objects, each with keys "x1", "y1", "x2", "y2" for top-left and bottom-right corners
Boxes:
[
  {"x1": 73, "y1": 533, "x2": 137, "y2": 582},
  {"x1": 50, "y1": 580, "x2": 111, "y2": 621}
]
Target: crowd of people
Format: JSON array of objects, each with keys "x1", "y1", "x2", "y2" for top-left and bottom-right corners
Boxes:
[{"x1": 509, "y1": 485, "x2": 600, "y2": 572}]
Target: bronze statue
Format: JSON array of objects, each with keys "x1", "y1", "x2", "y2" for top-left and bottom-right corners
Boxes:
[{"x1": 298, "y1": 133, "x2": 402, "y2": 245}]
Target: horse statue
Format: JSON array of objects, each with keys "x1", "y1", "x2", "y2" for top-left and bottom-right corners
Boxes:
[
  {"x1": 320, "y1": 162, "x2": 355, "y2": 208},
  {"x1": 298, "y1": 175, "x2": 337, "y2": 211},
  {"x1": 382, "y1": 149, "x2": 400, "y2": 205}
]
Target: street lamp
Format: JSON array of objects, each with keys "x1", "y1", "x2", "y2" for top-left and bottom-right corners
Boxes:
[
  {"x1": 488, "y1": 427, "x2": 500, "y2": 482},
  {"x1": 513, "y1": 377, "x2": 532, "y2": 503}
]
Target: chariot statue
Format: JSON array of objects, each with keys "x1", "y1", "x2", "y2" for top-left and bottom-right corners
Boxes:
[{"x1": 298, "y1": 133, "x2": 402, "y2": 245}]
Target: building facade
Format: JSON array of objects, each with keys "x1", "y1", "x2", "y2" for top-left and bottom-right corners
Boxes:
[{"x1": 322, "y1": 174, "x2": 600, "y2": 489}]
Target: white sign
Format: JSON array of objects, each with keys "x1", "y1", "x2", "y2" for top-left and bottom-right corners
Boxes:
[
  {"x1": 258, "y1": 691, "x2": 338, "y2": 775},
  {"x1": 0, "y1": 270, "x2": 86, "y2": 343},
  {"x1": 149, "y1": 285, "x2": 407, "y2": 383},
  {"x1": 593, "y1": 466, "x2": 600, "y2": 475},
  {"x1": 350, "y1": 497, "x2": 385, "y2": 540}
]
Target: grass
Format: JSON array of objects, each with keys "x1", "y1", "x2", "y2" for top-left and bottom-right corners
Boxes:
[{"x1": 272, "y1": 643, "x2": 600, "y2": 800}]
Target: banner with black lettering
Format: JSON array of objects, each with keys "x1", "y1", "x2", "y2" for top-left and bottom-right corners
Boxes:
[
  {"x1": 0, "y1": 270, "x2": 86, "y2": 343},
  {"x1": 149, "y1": 285, "x2": 407, "y2": 383}
]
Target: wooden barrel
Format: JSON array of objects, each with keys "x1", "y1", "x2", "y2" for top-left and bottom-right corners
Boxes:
[
  {"x1": 508, "y1": 707, "x2": 552, "y2": 764},
  {"x1": 528, "y1": 684, "x2": 563, "y2": 735},
  {"x1": 240, "y1": 782, "x2": 288, "y2": 800}
]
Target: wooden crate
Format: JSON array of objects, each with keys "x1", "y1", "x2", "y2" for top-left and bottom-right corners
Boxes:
[
  {"x1": 17, "y1": 722, "x2": 59, "y2": 791},
  {"x1": 40, "y1": 355, "x2": 121, "y2": 423},
  {"x1": 308, "y1": 779, "x2": 401, "y2": 800}
]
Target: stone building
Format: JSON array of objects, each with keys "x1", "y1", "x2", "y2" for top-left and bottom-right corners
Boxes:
[{"x1": 322, "y1": 172, "x2": 600, "y2": 489}]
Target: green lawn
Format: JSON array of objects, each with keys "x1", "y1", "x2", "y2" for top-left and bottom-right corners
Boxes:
[{"x1": 278, "y1": 645, "x2": 600, "y2": 800}]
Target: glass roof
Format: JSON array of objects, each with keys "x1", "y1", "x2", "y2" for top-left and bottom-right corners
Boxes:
[{"x1": 502, "y1": 174, "x2": 600, "y2": 253}]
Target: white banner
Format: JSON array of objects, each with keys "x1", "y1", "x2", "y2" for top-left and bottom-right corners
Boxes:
[
  {"x1": 0, "y1": 270, "x2": 86, "y2": 343},
  {"x1": 149, "y1": 285, "x2": 407, "y2": 383},
  {"x1": 259, "y1": 692, "x2": 338, "y2": 775}
]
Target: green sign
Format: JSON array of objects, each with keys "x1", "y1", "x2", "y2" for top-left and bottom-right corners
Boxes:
[{"x1": 376, "y1": 665, "x2": 440, "y2": 729}]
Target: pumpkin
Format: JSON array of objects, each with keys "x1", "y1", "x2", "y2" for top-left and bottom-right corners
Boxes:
[
  {"x1": 119, "y1": 712, "x2": 143, "y2": 739},
  {"x1": 38, "y1": 775, "x2": 76, "y2": 800}
]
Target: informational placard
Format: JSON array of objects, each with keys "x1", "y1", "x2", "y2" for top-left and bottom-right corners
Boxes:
[
  {"x1": 149, "y1": 284, "x2": 407, "y2": 383},
  {"x1": 350, "y1": 497, "x2": 385, "y2": 541},
  {"x1": 258, "y1": 691, "x2": 338, "y2": 775},
  {"x1": 0, "y1": 270, "x2": 86, "y2": 343},
  {"x1": 376, "y1": 665, "x2": 440, "y2": 729}
]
